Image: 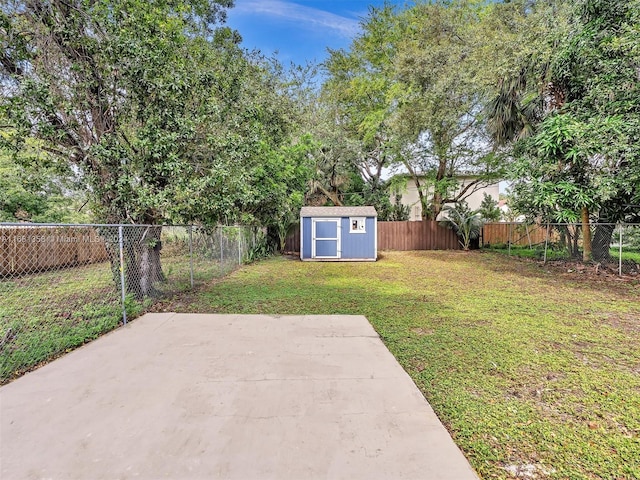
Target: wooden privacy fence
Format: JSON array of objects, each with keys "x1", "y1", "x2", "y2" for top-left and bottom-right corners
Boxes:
[
  {"x1": 284, "y1": 221, "x2": 461, "y2": 253},
  {"x1": 377, "y1": 221, "x2": 461, "y2": 251},
  {"x1": 482, "y1": 223, "x2": 549, "y2": 247},
  {"x1": 284, "y1": 225, "x2": 301, "y2": 253},
  {"x1": 0, "y1": 227, "x2": 108, "y2": 276}
]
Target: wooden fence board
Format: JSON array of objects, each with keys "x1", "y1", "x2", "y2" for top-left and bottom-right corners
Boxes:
[
  {"x1": 284, "y1": 221, "x2": 461, "y2": 253},
  {"x1": 482, "y1": 223, "x2": 549, "y2": 247},
  {"x1": 0, "y1": 227, "x2": 109, "y2": 276},
  {"x1": 377, "y1": 221, "x2": 461, "y2": 251},
  {"x1": 284, "y1": 225, "x2": 301, "y2": 253}
]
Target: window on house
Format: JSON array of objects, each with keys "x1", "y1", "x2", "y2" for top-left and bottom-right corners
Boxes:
[{"x1": 350, "y1": 217, "x2": 366, "y2": 233}]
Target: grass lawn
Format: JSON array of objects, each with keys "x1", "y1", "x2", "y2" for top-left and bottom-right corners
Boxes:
[
  {"x1": 615, "y1": 249, "x2": 640, "y2": 263},
  {"x1": 155, "y1": 250, "x2": 640, "y2": 480}
]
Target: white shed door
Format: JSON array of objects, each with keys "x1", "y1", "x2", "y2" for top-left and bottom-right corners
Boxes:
[{"x1": 312, "y1": 219, "x2": 341, "y2": 259}]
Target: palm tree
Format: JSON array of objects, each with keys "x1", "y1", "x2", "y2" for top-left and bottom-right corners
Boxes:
[{"x1": 441, "y1": 202, "x2": 482, "y2": 251}]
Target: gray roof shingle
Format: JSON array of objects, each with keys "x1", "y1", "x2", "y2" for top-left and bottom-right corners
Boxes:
[{"x1": 300, "y1": 206, "x2": 377, "y2": 217}]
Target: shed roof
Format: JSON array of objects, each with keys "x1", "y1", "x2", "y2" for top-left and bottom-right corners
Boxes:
[{"x1": 300, "y1": 206, "x2": 377, "y2": 218}]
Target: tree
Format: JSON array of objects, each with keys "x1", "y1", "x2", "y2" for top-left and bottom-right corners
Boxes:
[
  {"x1": 509, "y1": 113, "x2": 606, "y2": 259},
  {"x1": 322, "y1": 5, "x2": 402, "y2": 210},
  {"x1": 489, "y1": 0, "x2": 640, "y2": 261},
  {"x1": 303, "y1": 102, "x2": 362, "y2": 207},
  {"x1": 1, "y1": 0, "x2": 312, "y2": 295},
  {"x1": 441, "y1": 201, "x2": 482, "y2": 251},
  {"x1": 1, "y1": 0, "x2": 238, "y2": 295},
  {"x1": 479, "y1": 193, "x2": 501, "y2": 222},
  {"x1": 393, "y1": 1, "x2": 510, "y2": 219},
  {"x1": 322, "y1": 1, "x2": 510, "y2": 222},
  {"x1": 553, "y1": 0, "x2": 640, "y2": 260}
]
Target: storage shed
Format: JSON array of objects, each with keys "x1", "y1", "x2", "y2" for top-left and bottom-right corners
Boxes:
[{"x1": 300, "y1": 206, "x2": 377, "y2": 261}]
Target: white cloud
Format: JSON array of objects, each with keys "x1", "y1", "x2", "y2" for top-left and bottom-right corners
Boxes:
[{"x1": 232, "y1": 0, "x2": 360, "y2": 38}]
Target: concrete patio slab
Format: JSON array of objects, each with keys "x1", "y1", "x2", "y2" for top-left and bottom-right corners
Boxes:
[{"x1": 0, "y1": 313, "x2": 478, "y2": 480}]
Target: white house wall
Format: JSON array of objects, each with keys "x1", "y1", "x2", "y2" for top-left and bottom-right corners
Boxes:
[{"x1": 394, "y1": 178, "x2": 500, "y2": 221}]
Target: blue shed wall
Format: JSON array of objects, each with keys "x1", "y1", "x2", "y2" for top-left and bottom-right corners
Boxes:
[
  {"x1": 339, "y1": 217, "x2": 376, "y2": 259},
  {"x1": 301, "y1": 217, "x2": 312, "y2": 259},
  {"x1": 301, "y1": 216, "x2": 376, "y2": 260}
]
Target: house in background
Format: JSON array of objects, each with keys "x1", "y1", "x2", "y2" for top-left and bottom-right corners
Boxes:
[
  {"x1": 300, "y1": 206, "x2": 377, "y2": 261},
  {"x1": 390, "y1": 174, "x2": 500, "y2": 221}
]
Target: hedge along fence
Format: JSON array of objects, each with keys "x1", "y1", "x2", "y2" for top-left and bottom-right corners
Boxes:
[{"x1": 0, "y1": 226, "x2": 108, "y2": 276}]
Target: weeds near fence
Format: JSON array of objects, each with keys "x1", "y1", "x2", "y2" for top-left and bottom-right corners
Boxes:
[{"x1": 0, "y1": 224, "x2": 267, "y2": 383}]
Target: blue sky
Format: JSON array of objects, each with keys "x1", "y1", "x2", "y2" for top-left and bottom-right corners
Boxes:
[{"x1": 225, "y1": 0, "x2": 400, "y2": 66}]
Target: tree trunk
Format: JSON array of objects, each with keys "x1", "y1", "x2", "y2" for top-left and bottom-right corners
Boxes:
[
  {"x1": 581, "y1": 206, "x2": 592, "y2": 262},
  {"x1": 429, "y1": 145, "x2": 451, "y2": 220},
  {"x1": 140, "y1": 245, "x2": 153, "y2": 297},
  {"x1": 417, "y1": 186, "x2": 429, "y2": 220},
  {"x1": 316, "y1": 183, "x2": 344, "y2": 206},
  {"x1": 108, "y1": 225, "x2": 165, "y2": 300},
  {"x1": 560, "y1": 225, "x2": 580, "y2": 257},
  {"x1": 592, "y1": 223, "x2": 615, "y2": 261},
  {"x1": 571, "y1": 226, "x2": 579, "y2": 258},
  {"x1": 430, "y1": 191, "x2": 443, "y2": 220}
]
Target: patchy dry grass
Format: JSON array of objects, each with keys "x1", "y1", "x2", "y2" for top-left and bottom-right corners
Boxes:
[{"x1": 156, "y1": 250, "x2": 640, "y2": 480}]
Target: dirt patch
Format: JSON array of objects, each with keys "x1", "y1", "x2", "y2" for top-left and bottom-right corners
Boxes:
[
  {"x1": 411, "y1": 327, "x2": 435, "y2": 336},
  {"x1": 598, "y1": 312, "x2": 640, "y2": 334},
  {"x1": 409, "y1": 358, "x2": 427, "y2": 373},
  {"x1": 543, "y1": 258, "x2": 639, "y2": 279},
  {"x1": 479, "y1": 252, "x2": 640, "y2": 297}
]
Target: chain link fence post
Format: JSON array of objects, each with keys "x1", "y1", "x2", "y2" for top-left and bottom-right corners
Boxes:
[
  {"x1": 189, "y1": 226, "x2": 194, "y2": 289},
  {"x1": 544, "y1": 223, "x2": 550, "y2": 264},
  {"x1": 118, "y1": 225, "x2": 127, "y2": 325},
  {"x1": 508, "y1": 222, "x2": 512, "y2": 256},
  {"x1": 219, "y1": 227, "x2": 224, "y2": 274},
  {"x1": 619, "y1": 225, "x2": 623, "y2": 277}
]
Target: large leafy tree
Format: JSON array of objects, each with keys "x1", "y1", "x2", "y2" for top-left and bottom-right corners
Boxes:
[
  {"x1": 1, "y1": 0, "x2": 235, "y2": 297},
  {"x1": 323, "y1": 1, "x2": 511, "y2": 221},
  {"x1": 392, "y1": 0, "x2": 513, "y2": 219},
  {"x1": 554, "y1": 0, "x2": 640, "y2": 260},
  {"x1": 321, "y1": 5, "x2": 401, "y2": 213},
  {"x1": 0, "y1": 143, "x2": 89, "y2": 223},
  {"x1": 1, "y1": 0, "x2": 312, "y2": 295},
  {"x1": 490, "y1": 0, "x2": 640, "y2": 261}
]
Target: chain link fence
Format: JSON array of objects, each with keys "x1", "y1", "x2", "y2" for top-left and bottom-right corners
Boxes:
[
  {"x1": 0, "y1": 223, "x2": 266, "y2": 383},
  {"x1": 481, "y1": 222, "x2": 640, "y2": 276}
]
